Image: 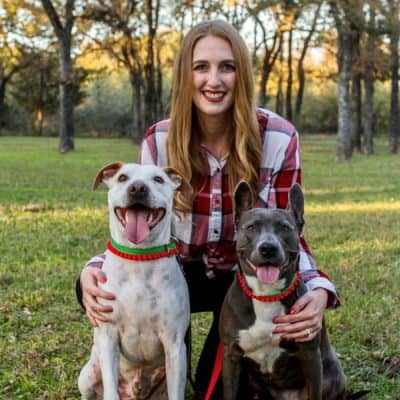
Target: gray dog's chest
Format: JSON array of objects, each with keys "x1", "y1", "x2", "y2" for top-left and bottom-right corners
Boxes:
[{"x1": 238, "y1": 299, "x2": 286, "y2": 374}]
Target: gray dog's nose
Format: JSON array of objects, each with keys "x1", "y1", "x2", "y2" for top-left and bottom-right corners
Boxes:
[
  {"x1": 130, "y1": 180, "x2": 148, "y2": 195},
  {"x1": 259, "y1": 242, "x2": 277, "y2": 257}
]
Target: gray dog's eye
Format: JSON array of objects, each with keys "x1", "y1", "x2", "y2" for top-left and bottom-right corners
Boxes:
[
  {"x1": 154, "y1": 176, "x2": 165, "y2": 184},
  {"x1": 245, "y1": 224, "x2": 255, "y2": 232},
  {"x1": 278, "y1": 222, "x2": 291, "y2": 232}
]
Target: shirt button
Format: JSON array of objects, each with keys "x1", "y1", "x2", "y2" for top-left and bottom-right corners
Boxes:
[
  {"x1": 216, "y1": 168, "x2": 221, "y2": 173},
  {"x1": 214, "y1": 229, "x2": 219, "y2": 234}
]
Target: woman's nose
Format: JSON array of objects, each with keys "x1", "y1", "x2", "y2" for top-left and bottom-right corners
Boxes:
[{"x1": 207, "y1": 67, "x2": 221, "y2": 86}]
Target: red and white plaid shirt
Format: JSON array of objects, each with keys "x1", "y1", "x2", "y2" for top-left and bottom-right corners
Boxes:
[
  {"x1": 140, "y1": 108, "x2": 339, "y2": 307},
  {"x1": 87, "y1": 109, "x2": 339, "y2": 307}
]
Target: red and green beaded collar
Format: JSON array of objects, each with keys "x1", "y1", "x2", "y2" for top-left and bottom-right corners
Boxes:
[
  {"x1": 237, "y1": 270, "x2": 301, "y2": 303},
  {"x1": 107, "y1": 238, "x2": 178, "y2": 261}
]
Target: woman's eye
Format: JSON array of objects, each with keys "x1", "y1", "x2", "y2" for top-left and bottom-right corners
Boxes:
[
  {"x1": 221, "y1": 63, "x2": 235, "y2": 72},
  {"x1": 154, "y1": 176, "x2": 164, "y2": 184},
  {"x1": 193, "y1": 63, "x2": 207, "y2": 71},
  {"x1": 246, "y1": 224, "x2": 255, "y2": 232},
  {"x1": 118, "y1": 174, "x2": 128, "y2": 182}
]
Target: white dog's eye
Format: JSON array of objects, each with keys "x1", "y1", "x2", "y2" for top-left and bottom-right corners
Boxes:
[
  {"x1": 118, "y1": 174, "x2": 128, "y2": 182},
  {"x1": 154, "y1": 176, "x2": 164, "y2": 184}
]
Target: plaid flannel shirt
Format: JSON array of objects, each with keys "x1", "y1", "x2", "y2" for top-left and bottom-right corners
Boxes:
[
  {"x1": 87, "y1": 109, "x2": 339, "y2": 308},
  {"x1": 139, "y1": 108, "x2": 339, "y2": 308}
]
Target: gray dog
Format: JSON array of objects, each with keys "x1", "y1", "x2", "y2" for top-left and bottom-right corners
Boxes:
[{"x1": 219, "y1": 182, "x2": 346, "y2": 400}]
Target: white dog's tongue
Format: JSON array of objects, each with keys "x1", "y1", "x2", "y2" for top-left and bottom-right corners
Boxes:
[
  {"x1": 256, "y1": 266, "x2": 280, "y2": 284},
  {"x1": 125, "y1": 209, "x2": 150, "y2": 244}
]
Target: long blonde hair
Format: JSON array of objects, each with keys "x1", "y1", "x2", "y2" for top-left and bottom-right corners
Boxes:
[{"x1": 167, "y1": 20, "x2": 262, "y2": 209}]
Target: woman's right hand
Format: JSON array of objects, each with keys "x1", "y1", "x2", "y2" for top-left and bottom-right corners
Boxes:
[{"x1": 81, "y1": 266, "x2": 116, "y2": 327}]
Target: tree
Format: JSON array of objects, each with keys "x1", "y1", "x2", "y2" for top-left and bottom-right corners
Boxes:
[
  {"x1": 11, "y1": 52, "x2": 59, "y2": 136},
  {"x1": 329, "y1": 0, "x2": 363, "y2": 160},
  {"x1": 363, "y1": 4, "x2": 377, "y2": 155},
  {"x1": 248, "y1": 4, "x2": 283, "y2": 108},
  {"x1": 84, "y1": 0, "x2": 164, "y2": 141},
  {"x1": 294, "y1": 0, "x2": 322, "y2": 128},
  {"x1": 40, "y1": 0, "x2": 76, "y2": 153},
  {"x1": 0, "y1": 1, "x2": 35, "y2": 129},
  {"x1": 387, "y1": 0, "x2": 399, "y2": 154}
]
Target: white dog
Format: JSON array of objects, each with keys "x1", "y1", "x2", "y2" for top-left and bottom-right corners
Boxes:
[{"x1": 78, "y1": 162, "x2": 190, "y2": 400}]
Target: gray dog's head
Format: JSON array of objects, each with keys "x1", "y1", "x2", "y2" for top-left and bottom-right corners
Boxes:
[{"x1": 234, "y1": 182, "x2": 304, "y2": 285}]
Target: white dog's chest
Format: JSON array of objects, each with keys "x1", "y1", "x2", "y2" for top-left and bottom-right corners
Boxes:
[
  {"x1": 100, "y1": 254, "x2": 189, "y2": 364},
  {"x1": 238, "y1": 301, "x2": 286, "y2": 374}
]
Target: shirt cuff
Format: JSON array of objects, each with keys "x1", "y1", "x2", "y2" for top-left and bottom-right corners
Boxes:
[
  {"x1": 85, "y1": 254, "x2": 106, "y2": 269},
  {"x1": 304, "y1": 277, "x2": 340, "y2": 309}
]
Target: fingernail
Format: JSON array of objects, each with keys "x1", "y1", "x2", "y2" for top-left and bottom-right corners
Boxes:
[
  {"x1": 100, "y1": 277, "x2": 107, "y2": 283},
  {"x1": 290, "y1": 309, "x2": 297, "y2": 315},
  {"x1": 273, "y1": 317, "x2": 279, "y2": 323},
  {"x1": 281, "y1": 335, "x2": 287, "y2": 340}
]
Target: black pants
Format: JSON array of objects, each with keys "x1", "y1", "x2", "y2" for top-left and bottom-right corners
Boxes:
[{"x1": 182, "y1": 261, "x2": 234, "y2": 399}]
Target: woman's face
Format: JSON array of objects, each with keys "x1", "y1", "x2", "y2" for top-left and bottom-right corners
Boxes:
[{"x1": 191, "y1": 35, "x2": 236, "y2": 119}]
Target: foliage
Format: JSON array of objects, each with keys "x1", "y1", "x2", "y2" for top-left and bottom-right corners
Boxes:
[{"x1": 0, "y1": 136, "x2": 399, "y2": 399}]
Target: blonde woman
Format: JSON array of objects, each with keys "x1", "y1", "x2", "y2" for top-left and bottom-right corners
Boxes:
[{"x1": 77, "y1": 20, "x2": 339, "y2": 399}]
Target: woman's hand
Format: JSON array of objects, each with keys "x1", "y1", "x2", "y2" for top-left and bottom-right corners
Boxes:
[
  {"x1": 81, "y1": 267, "x2": 116, "y2": 327},
  {"x1": 272, "y1": 288, "x2": 328, "y2": 342}
]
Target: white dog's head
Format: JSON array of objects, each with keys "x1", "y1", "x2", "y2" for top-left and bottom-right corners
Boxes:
[{"x1": 93, "y1": 162, "x2": 182, "y2": 247}]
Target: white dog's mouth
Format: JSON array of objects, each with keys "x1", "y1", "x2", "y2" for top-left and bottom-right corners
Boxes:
[{"x1": 115, "y1": 205, "x2": 165, "y2": 244}]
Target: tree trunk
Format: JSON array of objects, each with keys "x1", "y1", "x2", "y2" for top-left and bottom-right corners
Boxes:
[
  {"x1": 130, "y1": 69, "x2": 143, "y2": 142},
  {"x1": 258, "y1": 32, "x2": 281, "y2": 108},
  {"x1": 0, "y1": 80, "x2": 7, "y2": 129},
  {"x1": 389, "y1": 18, "x2": 399, "y2": 154},
  {"x1": 294, "y1": 2, "x2": 321, "y2": 129},
  {"x1": 41, "y1": 0, "x2": 75, "y2": 153},
  {"x1": 337, "y1": 31, "x2": 353, "y2": 160},
  {"x1": 276, "y1": 51, "x2": 284, "y2": 115},
  {"x1": 285, "y1": 29, "x2": 293, "y2": 122},
  {"x1": 363, "y1": 8, "x2": 376, "y2": 155},
  {"x1": 143, "y1": 0, "x2": 157, "y2": 130},
  {"x1": 155, "y1": 41, "x2": 163, "y2": 119},
  {"x1": 350, "y1": 29, "x2": 362, "y2": 152},
  {"x1": 59, "y1": 39, "x2": 75, "y2": 152}
]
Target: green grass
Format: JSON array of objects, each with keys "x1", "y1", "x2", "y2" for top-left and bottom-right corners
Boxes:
[{"x1": 0, "y1": 136, "x2": 399, "y2": 399}]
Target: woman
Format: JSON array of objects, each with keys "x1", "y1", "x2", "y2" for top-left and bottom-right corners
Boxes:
[{"x1": 77, "y1": 20, "x2": 339, "y2": 399}]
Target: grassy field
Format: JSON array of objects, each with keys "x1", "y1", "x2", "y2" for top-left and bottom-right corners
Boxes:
[{"x1": 0, "y1": 136, "x2": 399, "y2": 399}]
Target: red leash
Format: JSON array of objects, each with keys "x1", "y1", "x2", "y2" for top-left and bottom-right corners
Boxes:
[{"x1": 204, "y1": 342, "x2": 224, "y2": 400}]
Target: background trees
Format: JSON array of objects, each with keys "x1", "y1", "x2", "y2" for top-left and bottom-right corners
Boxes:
[{"x1": 0, "y1": 0, "x2": 399, "y2": 157}]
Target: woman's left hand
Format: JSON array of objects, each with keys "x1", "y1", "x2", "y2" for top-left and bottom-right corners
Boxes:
[{"x1": 272, "y1": 288, "x2": 328, "y2": 342}]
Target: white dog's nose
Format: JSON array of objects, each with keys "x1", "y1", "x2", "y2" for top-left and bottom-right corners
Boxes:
[{"x1": 130, "y1": 181, "x2": 148, "y2": 195}]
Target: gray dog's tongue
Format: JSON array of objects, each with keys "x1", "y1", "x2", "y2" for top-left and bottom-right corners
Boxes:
[
  {"x1": 125, "y1": 209, "x2": 150, "y2": 244},
  {"x1": 256, "y1": 266, "x2": 280, "y2": 284}
]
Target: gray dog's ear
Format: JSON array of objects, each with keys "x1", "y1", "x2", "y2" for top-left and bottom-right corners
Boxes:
[
  {"x1": 234, "y1": 181, "x2": 253, "y2": 226},
  {"x1": 92, "y1": 162, "x2": 123, "y2": 190},
  {"x1": 288, "y1": 183, "x2": 304, "y2": 234}
]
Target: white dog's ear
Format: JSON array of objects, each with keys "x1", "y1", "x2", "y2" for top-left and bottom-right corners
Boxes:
[
  {"x1": 92, "y1": 162, "x2": 123, "y2": 190},
  {"x1": 163, "y1": 167, "x2": 182, "y2": 190}
]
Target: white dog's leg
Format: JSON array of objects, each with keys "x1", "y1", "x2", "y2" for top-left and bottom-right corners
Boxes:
[
  {"x1": 164, "y1": 337, "x2": 187, "y2": 400},
  {"x1": 78, "y1": 347, "x2": 101, "y2": 399},
  {"x1": 94, "y1": 326, "x2": 120, "y2": 400}
]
